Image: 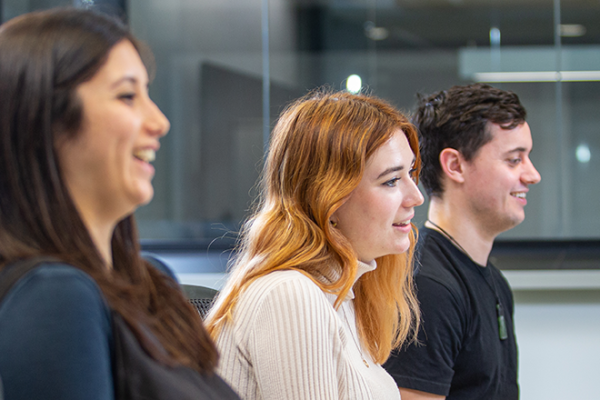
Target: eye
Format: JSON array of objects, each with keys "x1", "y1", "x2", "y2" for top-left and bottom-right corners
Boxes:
[
  {"x1": 384, "y1": 177, "x2": 401, "y2": 187},
  {"x1": 508, "y1": 158, "x2": 522, "y2": 166},
  {"x1": 118, "y1": 93, "x2": 136, "y2": 104}
]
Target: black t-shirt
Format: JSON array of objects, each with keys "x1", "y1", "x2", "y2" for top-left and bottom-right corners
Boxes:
[{"x1": 383, "y1": 228, "x2": 519, "y2": 400}]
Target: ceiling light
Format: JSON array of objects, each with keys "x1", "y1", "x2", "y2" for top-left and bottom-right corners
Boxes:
[
  {"x1": 489, "y1": 27, "x2": 501, "y2": 46},
  {"x1": 576, "y1": 144, "x2": 591, "y2": 163},
  {"x1": 473, "y1": 71, "x2": 600, "y2": 83},
  {"x1": 346, "y1": 75, "x2": 362, "y2": 94},
  {"x1": 364, "y1": 21, "x2": 389, "y2": 41}
]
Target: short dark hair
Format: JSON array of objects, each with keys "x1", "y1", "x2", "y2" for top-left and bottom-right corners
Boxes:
[{"x1": 413, "y1": 83, "x2": 526, "y2": 198}]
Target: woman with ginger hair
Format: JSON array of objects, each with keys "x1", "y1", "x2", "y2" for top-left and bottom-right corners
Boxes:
[{"x1": 205, "y1": 90, "x2": 424, "y2": 399}]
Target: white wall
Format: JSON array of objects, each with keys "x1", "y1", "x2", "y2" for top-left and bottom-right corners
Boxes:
[{"x1": 513, "y1": 288, "x2": 600, "y2": 400}]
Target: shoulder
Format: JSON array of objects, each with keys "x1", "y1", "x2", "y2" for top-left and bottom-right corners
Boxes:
[
  {"x1": 0, "y1": 262, "x2": 111, "y2": 326},
  {"x1": 416, "y1": 230, "x2": 470, "y2": 295},
  {"x1": 413, "y1": 236, "x2": 472, "y2": 313},
  {"x1": 2, "y1": 262, "x2": 106, "y2": 308},
  {"x1": 415, "y1": 255, "x2": 461, "y2": 300},
  {"x1": 142, "y1": 253, "x2": 178, "y2": 281},
  {"x1": 232, "y1": 270, "x2": 336, "y2": 329},
  {"x1": 0, "y1": 263, "x2": 114, "y2": 399},
  {"x1": 241, "y1": 270, "x2": 329, "y2": 309},
  {"x1": 222, "y1": 270, "x2": 341, "y2": 360},
  {"x1": 416, "y1": 229, "x2": 454, "y2": 268}
]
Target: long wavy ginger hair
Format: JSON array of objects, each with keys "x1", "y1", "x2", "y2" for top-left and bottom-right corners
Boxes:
[{"x1": 206, "y1": 90, "x2": 421, "y2": 363}]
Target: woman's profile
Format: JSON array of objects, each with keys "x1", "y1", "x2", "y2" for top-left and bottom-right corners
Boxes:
[
  {"x1": 0, "y1": 8, "x2": 237, "y2": 400},
  {"x1": 206, "y1": 90, "x2": 425, "y2": 399}
]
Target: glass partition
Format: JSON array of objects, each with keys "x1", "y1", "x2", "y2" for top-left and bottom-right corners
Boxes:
[{"x1": 2, "y1": 0, "x2": 600, "y2": 243}]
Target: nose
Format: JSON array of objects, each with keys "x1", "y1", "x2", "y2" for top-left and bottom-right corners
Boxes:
[
  {"x1": 522, "y1": 157, "x2": 541, "y2": 185},
  {"x1": 143, "y1": 97, "x2": 170, "y2": 138},
  {"x1": 403, "y1": 178, "x2": 424, "y2": 208}
]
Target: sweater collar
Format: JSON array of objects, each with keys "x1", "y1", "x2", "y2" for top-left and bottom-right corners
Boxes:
[
  {"x1": 320, "y1": 260, "x2": 377, "y2": 300},
  {"x1": 346, "y1": 259, "x2": 377, "y2": 300}
]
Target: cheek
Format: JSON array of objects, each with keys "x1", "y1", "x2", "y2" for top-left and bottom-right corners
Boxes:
[
  {"x1": 94, "y1": 106, "x2": 140, "y2": 141},
  {"x1": 353, "y1": 194, "x2": 382, "y2": 220},
  {"x1": 360, "y1": 196, "x2": 395, "y2": 231},
  {"x1": 105, "y1": 127, "x2": 139, "y2": 166}
]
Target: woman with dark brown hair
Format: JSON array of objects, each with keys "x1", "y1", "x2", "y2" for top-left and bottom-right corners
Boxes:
[
  {"x1": 0, "y1": 8, "x2": 237, "y2": 400},
  {"x1": 206, "y1": 90, "x2": 425, "y2": 399}
]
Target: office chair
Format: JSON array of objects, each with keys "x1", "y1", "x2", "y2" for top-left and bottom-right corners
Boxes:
[
  {"x1": 181, "y1": 284, "x2": 218, "y2": 319},
  {"x1": 142, "y1": 254, "x2": 219, "y2": 319}
]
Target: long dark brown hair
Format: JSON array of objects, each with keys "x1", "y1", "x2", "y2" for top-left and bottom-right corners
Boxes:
[{"x1": 0, "y1": 8, "x2": 217, "y2": 372}]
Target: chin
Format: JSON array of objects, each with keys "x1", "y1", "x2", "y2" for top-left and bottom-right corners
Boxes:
[
  {"x1": 140, "y1": 191, "x2": 154, "y2": 206},
  {"x1": 130, "y1": 185, "x2": 155, "y2": 208},
  {"x1": 392, "y1": 241, "x2": 412, "y2": 255},
  {"x1": 509, "y1": 211, "x2": 526, "y2": 225},
  {"x1": 497, "y1": 215, "x2": 525, "y2": 234}
]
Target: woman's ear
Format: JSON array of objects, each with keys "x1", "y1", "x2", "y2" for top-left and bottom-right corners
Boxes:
[{"x1": 439, "y1": 148, "x2": 465, "y2": 184}]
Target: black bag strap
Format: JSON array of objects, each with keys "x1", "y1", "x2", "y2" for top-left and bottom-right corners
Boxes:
[{"x1": 0, "y1": 257, "x2": 61, "y2": 302}]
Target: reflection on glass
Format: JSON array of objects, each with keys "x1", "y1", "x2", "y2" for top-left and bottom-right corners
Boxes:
[
  {"x1": 576, "y1": 144, "x2": 591, "y2": 164},
  {"x1": 32, "y1": 0, "x2": 593, "y2": 241}
]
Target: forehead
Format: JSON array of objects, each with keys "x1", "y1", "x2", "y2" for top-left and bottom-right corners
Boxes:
[
  {"x1": 88, "y1": 39, "x2": 148, "y2": 85},
  {"x1": 365, "y1": 130, "x2": 413, "y2": 171},
  {"x1": 478, "y1": 122, "x2": 533, "y2": 156}
]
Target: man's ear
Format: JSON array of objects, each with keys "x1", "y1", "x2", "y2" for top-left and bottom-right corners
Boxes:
[{"x1": 439, "y1": 148, "x2": 466, "y2": 184}]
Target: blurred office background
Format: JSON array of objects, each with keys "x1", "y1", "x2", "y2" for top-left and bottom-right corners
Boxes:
[
  {"x1": 4, "y1": 0, "x2": 599, "y2": 243},
  {"x1": 2, "y1": 0, "x2": 600, "y2": 399}
]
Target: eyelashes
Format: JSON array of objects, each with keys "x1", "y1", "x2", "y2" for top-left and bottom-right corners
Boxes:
[
  {"x1": 384, "y1": 177, "x2": 401, "y2": 187},
  {"x1": 118, "y1": 93, "x2": 136, "y2": 104}
]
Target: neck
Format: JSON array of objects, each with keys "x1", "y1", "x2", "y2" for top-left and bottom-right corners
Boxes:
[
  {"x1": 80, "y1": 212, "x2": 115, "y2": 268},
  {"x1": 427, "y1": 196, "x2": 496, "y2": 266}
]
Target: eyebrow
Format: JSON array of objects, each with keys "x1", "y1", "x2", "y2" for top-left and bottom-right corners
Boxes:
[
  {"x1": 376, "y1": 157, "x2": 416, "y2": 179},
  {"x1": 377, "y1": 166, "x2": 404, "y2": 179},
  {"x1": 110, "y1": 76, "x2": 140, "y2": 89},
  {"x1": 505, "y1": 146, "x2": 528, "y2": 154}
]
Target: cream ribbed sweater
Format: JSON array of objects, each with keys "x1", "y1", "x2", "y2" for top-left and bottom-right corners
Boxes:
[{"x1": 215, "y1": 262, "x2": 401, "y2": 400}]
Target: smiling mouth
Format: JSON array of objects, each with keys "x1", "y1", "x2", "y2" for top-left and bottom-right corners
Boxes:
[
  {"x1": 133, "y1": 149, "x2": 156, "y2": 163},
  {"x1": 511, "y1": 192, "x2": 526, "y2": 199},
  {"x1": 393, "y1": 219, "x2": 412, "y2": 227}
]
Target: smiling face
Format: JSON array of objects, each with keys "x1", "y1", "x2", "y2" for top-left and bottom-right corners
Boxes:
[
  {"x1": 331, "y1": 130, "x2": 424, "y2": 263},
  {"x1": 461, "y1": 122, "x2": 541, "y2": 235},
  {"x1": 57, "y1": 39, "x2": 170, "y2": 227}
]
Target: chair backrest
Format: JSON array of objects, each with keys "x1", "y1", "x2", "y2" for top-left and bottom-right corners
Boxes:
[
  {"x1": 142, "y1": 254, "x2": 219, "y2": 319},
  {"x1": 181, "y1": 285, "x2": 218, "y2": 319}
]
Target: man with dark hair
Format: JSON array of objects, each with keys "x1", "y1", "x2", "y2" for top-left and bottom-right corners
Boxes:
[{"x1": 384, "y1": 83, "x2": 541, "y2": 400}]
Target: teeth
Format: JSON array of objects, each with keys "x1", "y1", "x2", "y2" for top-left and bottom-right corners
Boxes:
[
  {"x1": 134, "y1": 149, "x2": 155, "y2": 163},
  {"x1": 394, "y1": 220, "x2": 410, "y2": 226},
  {"x1": 511, "y1": 192, "x2": 526, "y2": 199}
]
